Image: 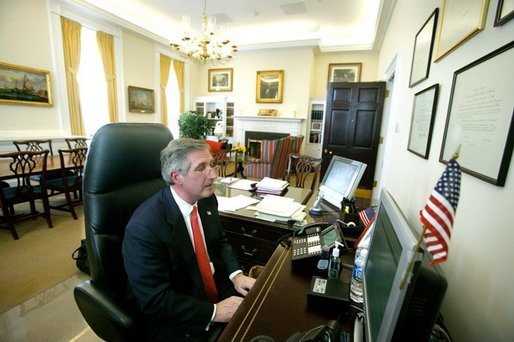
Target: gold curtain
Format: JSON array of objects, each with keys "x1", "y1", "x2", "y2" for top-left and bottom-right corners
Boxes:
[
  {"x1": 173, "y1": 59, "x2": 185, "y2": 113},
  {"x1": 96, "y1": 31, "x2": 119, "y2": 123},
  {"x1": 159, "y1": 54, "x2": 171, "y2": 126},
  {"x1": 61, "y1": 17, "x2": 85, "y2": 135}
]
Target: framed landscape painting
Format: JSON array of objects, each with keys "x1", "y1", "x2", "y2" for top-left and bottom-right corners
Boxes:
[
  {"x1": 128, "y1": 86, "x2": 154, "y2": 113},
  {"x1": 208, "y1": 68, "x2": 233, "y2": 92},
  {"x1": 328, "y1": 63, "x2": 362, "y2": 83},
  {"x1": 0, "y1": 62, "x2": 52, "y2": 106}
]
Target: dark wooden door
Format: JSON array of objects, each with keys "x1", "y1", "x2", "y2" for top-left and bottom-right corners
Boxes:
[{"x1": 321, "y1": 81, "x2": 386, "y2": 190}]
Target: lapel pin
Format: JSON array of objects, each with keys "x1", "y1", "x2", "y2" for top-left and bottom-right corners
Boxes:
[{"x1": 206, "y1": 211, "x2": 212, "y2": 216}]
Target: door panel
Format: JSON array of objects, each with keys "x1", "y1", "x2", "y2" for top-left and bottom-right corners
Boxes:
[{"x1": 322, "y1": 82, "x2": 386, "y2": 190}]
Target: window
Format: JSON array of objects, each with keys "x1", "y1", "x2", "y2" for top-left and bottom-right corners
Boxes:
[
  {"x1": 76, "y1": 26, "x2": 109, "y2": 137},
  {"x1": 165, "y1": 64, "x2": 180, "y2": 138}
]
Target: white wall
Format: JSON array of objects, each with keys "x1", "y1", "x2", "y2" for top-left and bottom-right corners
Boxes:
[
  {"x1": 0, "y1": 0, "x2": 62, "y2": 138},
  {"x1": 378, "y1": 0, "x2": 514, "y2": 340}
]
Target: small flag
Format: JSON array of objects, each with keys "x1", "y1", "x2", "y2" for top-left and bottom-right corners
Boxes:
[
  {"x1": 358, "y1": 207, "x2": 375, "y2": 227},
  {"x1": 420, "y1": 159, "x2": 461, "y2": 264}
]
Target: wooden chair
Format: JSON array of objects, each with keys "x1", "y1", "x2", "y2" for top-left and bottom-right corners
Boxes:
[
  {"x1": 47, "y1": 148, "x2": 87, "y2": 220},
  {"x1": 286, "y1": 154, "x2": 322, "y2": 192},
  {"x1": 65, "y1": 137, "x2": 88, "y2": 149},
  {"x1": 13, "y1": 139, "x2": 54, "y2": 155},
  {"x1": 0, "y1": 150, "x2": 53, "y2": 240}
]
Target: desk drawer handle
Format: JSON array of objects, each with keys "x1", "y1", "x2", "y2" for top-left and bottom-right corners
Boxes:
[
  {"x1": 241, "y1": 245, "x2": 258, "y2": 257},
  {"x1": 241, "y1": 227, "x2": 258, "y2": 237}
]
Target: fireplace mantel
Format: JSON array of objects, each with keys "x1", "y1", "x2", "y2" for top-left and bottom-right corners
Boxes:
[{"x1": 233, "y1": 116, "x2": 304, "y2": 145}]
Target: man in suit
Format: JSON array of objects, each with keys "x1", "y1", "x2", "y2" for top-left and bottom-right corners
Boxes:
[{"x1": 122, "y1": 138, "x2": 256, "y2": 341}]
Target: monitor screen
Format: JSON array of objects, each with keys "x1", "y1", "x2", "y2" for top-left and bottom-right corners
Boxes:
[
  {"x1": 363, "y1": 189, "x2": 447, "y2": 341},
  {"x1": 318, "y1": 156, "x2": 366, "y2": 209}
]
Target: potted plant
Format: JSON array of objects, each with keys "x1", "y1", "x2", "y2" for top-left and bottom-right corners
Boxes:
[{"x1": 178, "y1": 111, "x2": 211, "y2": 139}]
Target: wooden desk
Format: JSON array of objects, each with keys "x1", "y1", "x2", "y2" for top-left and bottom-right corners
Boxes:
[
  {"x1": 0, "y1": 154, "x2": 73, "y2": 181},
  {"x1": 219, "y1": 245, "x2": 356, "y2": 341}
]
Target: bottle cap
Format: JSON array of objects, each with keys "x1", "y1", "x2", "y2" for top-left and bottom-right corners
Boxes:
[{"x1": 332, "y1": 247, "x2": 340, "y2": 257}]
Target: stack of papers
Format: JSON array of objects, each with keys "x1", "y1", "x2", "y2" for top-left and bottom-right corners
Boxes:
[
  {"x1": 255, "y1": 177, "x2": 288, "y2": 195},
  {"x1": 228, "y1": 179, "x2": 257, "y2": 191},
  {"x1": 254, "y1": 195, "x2": 305, "y2": 222},
  {"x1": 217, "y1": 195, "x2": 260, "y2": 212}
]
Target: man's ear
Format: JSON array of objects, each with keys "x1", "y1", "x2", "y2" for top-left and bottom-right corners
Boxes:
[{"x1": 170, "y1": 171, "x2": 182, "y2": 185}]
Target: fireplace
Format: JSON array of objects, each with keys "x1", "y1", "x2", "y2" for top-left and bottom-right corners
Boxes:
[
  {"x1": 245, "y1": 131, "x2": 290, "y2": 158},
  {"x1": 233, "y1": 116, "x2": 304, "y2": 158}
]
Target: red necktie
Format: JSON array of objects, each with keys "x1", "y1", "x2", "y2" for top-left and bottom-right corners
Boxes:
[{"x1": 191, "y1": 206, "x2": 218, "y2": 303}]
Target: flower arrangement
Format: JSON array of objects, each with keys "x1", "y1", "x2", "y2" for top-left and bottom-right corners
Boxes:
[{"x1": 233, "y1": 145, "x2": 246, "y2": 153}]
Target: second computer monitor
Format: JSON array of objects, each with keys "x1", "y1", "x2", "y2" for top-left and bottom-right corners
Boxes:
[{"x1": 318, "y1": 155, "x2": 367, "y2": 209}]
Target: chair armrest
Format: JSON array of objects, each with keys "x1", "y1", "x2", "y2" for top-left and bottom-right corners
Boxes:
[{"x1": 74, "y1": 280, "x2": 140, "y2": 341}]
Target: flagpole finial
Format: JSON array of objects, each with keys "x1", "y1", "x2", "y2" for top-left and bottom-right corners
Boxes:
[{"x1": 452, "y1": 144, "x2": 461, "y2": 160}]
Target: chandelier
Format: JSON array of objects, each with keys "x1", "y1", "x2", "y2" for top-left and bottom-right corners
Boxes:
[{"x1": 170, "y1": 0, "x2": 237, "y2": 64}]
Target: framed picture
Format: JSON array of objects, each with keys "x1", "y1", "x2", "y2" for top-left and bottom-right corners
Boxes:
[
  {"x1": 0, "y1": 62, "x2": 52, "y2": 106},
  {"x1": 434, "y1": 0, "x2": 489, "y2": 62},
  {"x1": 407, "y1": 84, "x2": 439, "y2": 159},
  {"x1": 128, "y1": 86, "x2": 154, "y2": 113},
  {"x1": 256, "y1": 70, "x2": 284, "y2": 103},
  {"x1": 311, "y1": 122, "x2": 322, "y2": 131},
  {"x1": 494, "y1": 0, "x2": 514, "y2": 26},
  {"x1": 327, "y1": 63, "x2": 362, "y2": 83},
  {"x1": 409, "y1": 9, "x2": 439, "y2": 88},
  {"x1": 440, "y1": 41, "x2": 514, "y2": 186},
  {"x1": 208, "y1": 68, "x2": 233, "y2": 92}
]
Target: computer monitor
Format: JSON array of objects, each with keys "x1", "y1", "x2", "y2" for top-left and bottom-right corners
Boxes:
[
  {"x1": 363, "y1": 189, "x2": 447, "y2": 341},
  {"x1": 318, "y1": 156, "x2": 366, "y2": 209}
]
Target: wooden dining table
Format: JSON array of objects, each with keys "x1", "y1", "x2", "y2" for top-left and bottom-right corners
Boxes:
[{"x1": 0, "y1": 154, "x2": 75, "y2": 181}]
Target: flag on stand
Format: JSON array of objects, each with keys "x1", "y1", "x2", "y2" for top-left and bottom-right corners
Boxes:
[
  {"x1": 420, "y1": 159, "x2": 461, "y2": 264},
  {"x1": 358, "y1": 207, "x2": 376, "y2": 227},
  {"x1": 355, "y1": 207, "x2": 376, "y2": 247}
]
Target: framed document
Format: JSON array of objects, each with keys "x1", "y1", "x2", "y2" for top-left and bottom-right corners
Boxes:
[
  {"x1": 409, "y1": 9, "x2": 439, "y2": 87},
  {"x1": 407, "y1": 84, "x2": 439, "y2": 159},
  {"x1": 494, "y1": 0, "x2": 514, "y2": 26},
  {"x1": 440, "y1": 41, "x2": 514, "y2": 186},
  {"x1": 434, "y1": 0, "x2": 489, "y2": 61}
]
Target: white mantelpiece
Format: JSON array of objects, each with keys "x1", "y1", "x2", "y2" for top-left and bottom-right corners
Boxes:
[{"x1": 233, "y1": 116, "x2": 304, "y2": 145}]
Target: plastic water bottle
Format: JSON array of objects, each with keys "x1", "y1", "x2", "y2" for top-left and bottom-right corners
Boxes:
[
  {"x1": 328, "y1": 247, "x2": 341, "y2": 280},
  {"x1": 350, "y1": 236, "x2": 370, "y2": 303}
]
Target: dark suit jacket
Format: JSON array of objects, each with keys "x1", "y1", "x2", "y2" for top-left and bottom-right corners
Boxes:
[{"x1": 122, "y1": 186, "x2": 240, "y2": 341}]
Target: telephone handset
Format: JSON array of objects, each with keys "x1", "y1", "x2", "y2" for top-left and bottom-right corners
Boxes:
[{"x1": 291, "y1": 222, "x2": 346, "y2": 262}]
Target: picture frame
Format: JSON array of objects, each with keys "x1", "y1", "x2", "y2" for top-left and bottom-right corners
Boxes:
[
  {"x1": 494, "y1": 0, "x2": 514, "y2": 26},
  {"x1": 409, "y1": 9, "x2": 439, "y2": 88},
  {"x1": 257, "y1": 109, "x2": 278, "y2": 116},
  {"x1": 128, "y1": 86, "x2": 154, "y2": 113},
  {"x1": 407, "y1": 84, "x2": 439, "y2": 159},
  {"x1": 440, "y1": 41, "x2": 514, "y2": 186},
  {"x1": 256, "y1": 70, "x2": 284, "y2": 103},
  {"x1": 208, "y1": 68, "x2": 233, "y2": 92},
  {"x1": 434, "y1": 0, "x2": 489, "y2": 62},
  {"x1": 311, "y1": 122, "x2": 322, "y2": 131},
  {"x1": 0, "y1": 62, "x2": 52, "y2": 107},
  {"x1": 327, "y1": 63, "x2": 362, "y2": 83}
]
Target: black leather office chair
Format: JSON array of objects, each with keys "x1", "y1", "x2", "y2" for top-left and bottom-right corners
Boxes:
[{"x1": 73, "y1": 123, "x2": 173, "y2": 341}]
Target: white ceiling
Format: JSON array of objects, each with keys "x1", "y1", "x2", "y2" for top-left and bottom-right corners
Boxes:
[{"x1": 77, "y1": 0, "x2": 395, "y2": 52}]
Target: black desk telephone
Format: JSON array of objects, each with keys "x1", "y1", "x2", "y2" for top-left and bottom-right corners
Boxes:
[{"x1": 291, "y1": 222, "x2": 347, "y2": 262}]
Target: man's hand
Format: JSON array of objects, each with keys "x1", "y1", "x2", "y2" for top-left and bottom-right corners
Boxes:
[
  {"x1": 232, "y1": 273, "x2": 256, "y2": 296},
  {"x1": 213, "y1": 296, "x2": 243, "y2": 322}
]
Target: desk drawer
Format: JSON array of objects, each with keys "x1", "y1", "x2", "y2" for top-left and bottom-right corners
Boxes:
[
  {"x1": 226, "y1": 232, "x2": 277, "y2": 265},
  {"x1": 221, "y1": 218, "x2": 288, "y2": 242}
]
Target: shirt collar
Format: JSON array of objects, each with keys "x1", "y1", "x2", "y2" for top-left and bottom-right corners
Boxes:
[{"x1": 170, "y1": 186, "x2": 197, "y2": 217}]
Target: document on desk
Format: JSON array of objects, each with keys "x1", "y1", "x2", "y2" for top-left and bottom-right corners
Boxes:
[
  {"x1": 217, "y1": 195, "x2": 260, "y2": 212},
  {"x1": 255, "y1": 195, "x2": 303, "y2": 218},
  {"x1": 228, "y1": 179, "x2": 256, "y2": 191}
]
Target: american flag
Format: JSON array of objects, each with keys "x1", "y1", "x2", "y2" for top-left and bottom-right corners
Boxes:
[
  {"x1": 420, "y1": 159, "x2": 461, "y2": 264},
  {"x1": 358, "y1": 207, "x2": 375, "y2": 227}
]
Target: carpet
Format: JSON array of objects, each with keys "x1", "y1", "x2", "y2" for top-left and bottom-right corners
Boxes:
[{"x1": 0, "y1": 203, "x2": 85, "y2": 314}]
